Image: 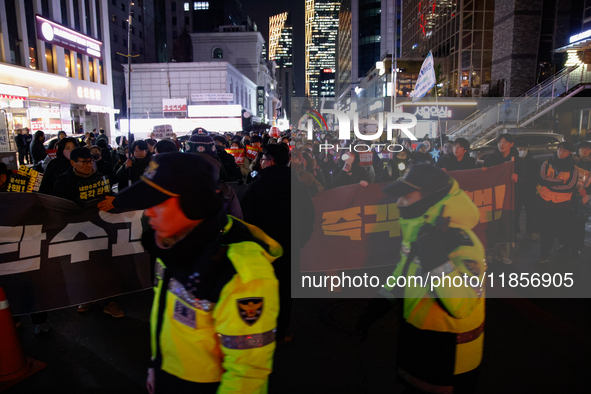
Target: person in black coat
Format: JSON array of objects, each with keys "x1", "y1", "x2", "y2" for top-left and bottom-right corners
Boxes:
[
  {"x1": 23, "y1": 128, "x2": 33, "y2": 164},
  {"x1": 48, "y1": 130, "x2": 67, "y2": 150},
  {"x1": 377, "y1": 149, "x2": 411, "y2": 183},
  {"x1": 14, "y1": 129, "x2": 26, "y2": 165},
  {"x1": 240, "y1": 144, "x2": 293, "y2": 341},
  {"x1": 436, "y1": 138, "x2": 476, "y2": 171},
  {"x1": 30, "y1": 130, "x2": 47, "y2": 170},
  {"x1": 482, "y1": 134, "x2": 524, "y2": 265},
  {"x1": 39, "y1": 137, "x2": 80, "y2": 195},
  {"x1": 54, "y1": 147, "x2": 111, "y2": 206},
  {"x1": 116, "y1": 140, "x2": 152, "y2": 191},
  {"x1": 332, "y1": 151, "x2": 370, "y2": 189},
  {"x1": 90, "y1": 145, "x2": 116, "y2": 185},
  {"x1": 514, "y1": 140, "x2": 541, "y2": 239},
  {"x1": 411, "y1": 143, "x2": 434, "y2": 165}
]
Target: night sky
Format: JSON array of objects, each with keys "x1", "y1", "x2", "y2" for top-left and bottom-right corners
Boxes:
[{"x1": 240, "y1": 0, "x2": 306, "y2": 96}]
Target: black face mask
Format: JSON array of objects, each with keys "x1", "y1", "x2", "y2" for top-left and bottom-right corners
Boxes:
[
  {"x1": 91, "y1": 154, "x2": 100, "y2": 161},
  {"x1": 398, "y1": 184, "x2": 452, "y2": 219}
]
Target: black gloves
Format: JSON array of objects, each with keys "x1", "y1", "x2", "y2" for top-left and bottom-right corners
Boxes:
[{"x1": 415, "y1": 218, "x2": 471, "y2": 273}]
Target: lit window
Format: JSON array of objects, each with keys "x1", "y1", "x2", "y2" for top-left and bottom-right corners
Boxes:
[
  {"x1": 213, "y1": 47, "x2": 223, "y2": 59},
  {"x1": 184, "y1": 2, "x2": 189, "y2": 11},
  {"x1": 194, "y1": 2, "x2": 209, "y2": 10}
]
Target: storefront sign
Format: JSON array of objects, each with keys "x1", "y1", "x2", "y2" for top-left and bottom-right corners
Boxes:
[
  {"x1": 85, "y1": 104, "x2": 120, "y2": 114},
  {"x1": 0, "y1": 83, "x2": 28, "y2": 99},
  {"x1": 257, "y1": 87, "x2": 265, "y2": 118},
  {"x1": 191, "y1": 93, "x2": 234, "y2": 102},
  {"x1": 570, "y1": 29, "x2": 591, "y2": 44},
  {"x1": 36, "y1": 15, "x2": 102, "y2": 59},
  {"x1": 163, "y1": 98, "x2": 187, "y2": 113},
  {"x1": 77, "y1": 87, "x2": 101, "y2": 100}
]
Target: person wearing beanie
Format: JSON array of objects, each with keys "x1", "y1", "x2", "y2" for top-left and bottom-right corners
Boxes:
[
  {"x1": 514, "y1": 140, "x2": 541, "y2": 241},
  {"x1": 213, "y1": 135, "x2": 242, "y2": 181},
  {"x1": 359, "y1": 164, "x2": 485, "y2": 394},
  {"x1": 411, "y1": 143, "x2": 433, "y2": 165},
  {"x1": 537, "y1": 141, "x2": 579, "y2": 262},
  {"x1": 98, "y1": 153, "x2": 281, "y2": 393},
  {"x1": 187, "y1": 133, "x2": 236, "y2": 182}
]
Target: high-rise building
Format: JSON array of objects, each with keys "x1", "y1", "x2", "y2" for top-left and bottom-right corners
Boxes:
[
  {"x1": 336, "y1": 0, "x2": 401, "y2": 102},
  {"x1": 305, "y1": 0, "x2": 341, "y2": 97},
  {"x1": 402, "y1": 0, "x2": 494, "y2": 97},
  {"x1": 269, "y1": 12, "x2": 294, "y2": 121},
  {"x1": 269, "y1": 12, "x2": 293, "y2": 67}
]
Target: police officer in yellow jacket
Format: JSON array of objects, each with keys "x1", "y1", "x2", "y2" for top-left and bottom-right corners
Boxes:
[
  {"x1": 382, "y1": 164, "x2": 486, "y2": 393},
  {"x1": 99, "y1": 152, "x2": 281, "y2": 394}
]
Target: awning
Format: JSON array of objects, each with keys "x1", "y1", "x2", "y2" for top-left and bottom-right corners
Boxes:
[
  {"x1": 554, "y1": 38, "x2": 591, "y2": 53},
  {"x1": 0, "y1": 94, "x2": 26, "y2": 100}
]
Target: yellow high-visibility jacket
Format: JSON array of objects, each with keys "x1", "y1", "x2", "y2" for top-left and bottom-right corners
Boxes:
[
  {"x1": 385, "y1": 179, "x2": 486, "y2": 391},
  {"x1": 149, "y1": 215, "x2": 282, "y2": 394}
]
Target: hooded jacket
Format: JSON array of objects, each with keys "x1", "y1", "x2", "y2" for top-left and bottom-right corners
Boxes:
[{"x1": 384, "y1": 178, "x2": 485, "y2": 389}]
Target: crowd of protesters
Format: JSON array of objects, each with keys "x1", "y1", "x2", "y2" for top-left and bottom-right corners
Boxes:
[{"x1": 12, "y1": 126, "x2": 590, "y2": 268}]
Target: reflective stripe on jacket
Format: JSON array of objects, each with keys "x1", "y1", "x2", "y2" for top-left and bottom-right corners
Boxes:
[
  {"x1": 537, "y1": 160, "x2": 578, "y2": 203},
  {"x1": 150, "y1": 216, "x2": 282, "y2": 393}
]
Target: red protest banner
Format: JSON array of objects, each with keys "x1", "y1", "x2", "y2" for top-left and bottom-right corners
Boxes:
[
  {"x1": 245, "y1": 145, "x2": 262, "y2": 161},
  {"x1": 225, "y1": 148, "x2": 245, "y2": 165},
  {"x1": 299, "y1": 162, "x2": 514, "y2": 272},
  {"x1": 47, "y1": 149, "x2": 57, "y2": 160},
  {"x1": 359, "y1": 152, "x2": 373, "y2": 167}
]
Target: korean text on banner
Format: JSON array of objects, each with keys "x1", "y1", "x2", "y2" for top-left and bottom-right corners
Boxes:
[
  {"x1": 410, "y1": 51, "x2": 436, "y2": 103},
  {"x1": 0, "y1": 193, "x2": 152, "y2": 315},
  {"x1": 226, "y1": 148, "x2": 245, "y2": 166},
  {"x1": 245, "y1": 145, "x2": 262, "y2": 161},
  {"x1": 300, "y1": 162, "x2": 514, "y2": 273},
  {"x1": 152, "y1": 124, "x2": 174, "y2": 139}
]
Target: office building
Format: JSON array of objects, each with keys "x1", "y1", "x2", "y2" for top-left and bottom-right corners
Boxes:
[
  {"x1": 0, "y1": 0, "x2": 116, "y2": 141},
  {"x1": 269, "y1": 12, "x2": 292, "y2": 67},
  {"x1": 402, "y1": 0, "x2": 494, "y2": 97},
  {"x1": 305, "y1": 0, "x2": 340, "y2": 97},
  {"x1": 336, "y1": 0, "x2": 401, "y2": 102}
]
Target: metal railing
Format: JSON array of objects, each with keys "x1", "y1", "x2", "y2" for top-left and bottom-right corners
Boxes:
[{"x1": 447, "y1": 64, "x2": 591, "y2": 144}]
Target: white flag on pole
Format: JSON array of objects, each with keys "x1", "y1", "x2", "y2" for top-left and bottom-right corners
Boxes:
[{"x1": 410, "y1": 51, "x2": 436, "y2": 103}]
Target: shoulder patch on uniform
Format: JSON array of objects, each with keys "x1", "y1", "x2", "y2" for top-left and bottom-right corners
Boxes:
[{"x1": 237, "y1": 297, "x2": 263, "y2": 326}]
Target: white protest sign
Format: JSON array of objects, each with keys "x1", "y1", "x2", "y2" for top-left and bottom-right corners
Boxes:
[{"x1": 152, "y1": 124, "x2": 174, "y2": 139}]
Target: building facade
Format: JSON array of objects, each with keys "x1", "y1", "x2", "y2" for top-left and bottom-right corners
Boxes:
[
  {"x1": 490, "y1": 0, "x2": 578, "y2": 97},
  {"x1": 191, "y1": 30, "x2": 278, "y2": 123},
  {"x1": 0, "y1": 0, "x2": 116, "y2": 143},
  {"x1": 402, "y1": 0, "x2": 495, "y2": 97},
  {"x1": 122, "y1": 61, "x2": 254, "y2": 136},
  {"x1": 305, "y1": 0, "x2": 340, "y2": 97}
]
